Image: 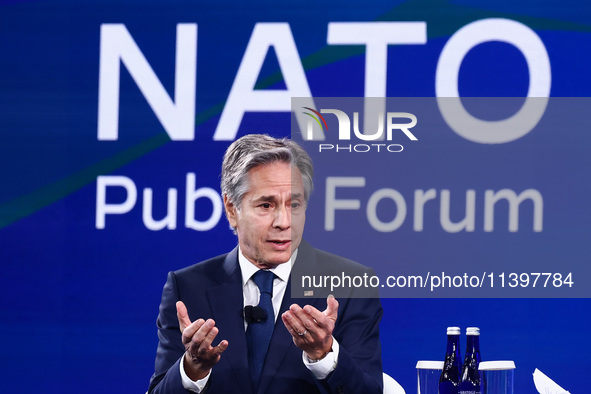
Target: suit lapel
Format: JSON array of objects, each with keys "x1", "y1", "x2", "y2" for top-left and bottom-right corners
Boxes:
[{"x1": 206, "y1": 248, "x2": 253, "y2": 394}]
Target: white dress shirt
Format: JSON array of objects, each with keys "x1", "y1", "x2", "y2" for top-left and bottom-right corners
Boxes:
[{"x1": 180, "y1": 248, "x2": 339, "y2": 392}]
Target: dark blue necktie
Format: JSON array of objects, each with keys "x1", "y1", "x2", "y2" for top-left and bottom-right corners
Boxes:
[{"x1": 246, "y1": 270, "x2": 275, "y2": 390}]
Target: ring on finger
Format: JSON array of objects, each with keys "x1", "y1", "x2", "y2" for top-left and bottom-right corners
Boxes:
[{"x1": 297, "y1": 330, "x2": 308, "y2": 336}]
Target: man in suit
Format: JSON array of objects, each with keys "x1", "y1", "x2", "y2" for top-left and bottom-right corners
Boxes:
[{"x1": 148, "y1": 134, "x2": 383, "y2": 393}]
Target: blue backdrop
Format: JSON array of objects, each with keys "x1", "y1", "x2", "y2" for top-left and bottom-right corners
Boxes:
[{"x1": 1, "y1": 0, "x2": 589, "y2": 392}]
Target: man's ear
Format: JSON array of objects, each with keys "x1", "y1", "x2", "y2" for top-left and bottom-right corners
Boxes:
[{"x1": 223, "y1": 194, "x2": 238, "y2": 228}]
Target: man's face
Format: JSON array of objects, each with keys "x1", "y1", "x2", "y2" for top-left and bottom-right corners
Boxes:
[{"x1": 225, "y1": 161, "x2": 306, "y2": 269}]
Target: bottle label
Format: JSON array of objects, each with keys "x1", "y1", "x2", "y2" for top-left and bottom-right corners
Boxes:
[
  {"x1": 458, "y1": 380, "x2": 481, "y2": 394},
  {"x1": 439, "y1": 381, "x2": 459, "y2": 394}
]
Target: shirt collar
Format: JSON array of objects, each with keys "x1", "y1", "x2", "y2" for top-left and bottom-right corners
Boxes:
[{"x1": 238, "y1": 247, "x2": 296, "y2": 286}]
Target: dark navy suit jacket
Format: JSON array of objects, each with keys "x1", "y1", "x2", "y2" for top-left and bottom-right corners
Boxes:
[{"x1": 148, "y1": 240, "x2": 383, "y2": 393}]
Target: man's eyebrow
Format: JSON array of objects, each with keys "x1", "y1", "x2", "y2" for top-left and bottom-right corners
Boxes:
[
  {"x1": 254, "y1": 195, "x2": 278, "y2": 202},
  {"x1": 253, "y1": 193, "x2": 302, "y2": 202}
]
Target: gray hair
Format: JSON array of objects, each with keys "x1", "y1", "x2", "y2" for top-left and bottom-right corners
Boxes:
[{"x1": 221, "y1": 134, "x2": 314, "y2": 208}]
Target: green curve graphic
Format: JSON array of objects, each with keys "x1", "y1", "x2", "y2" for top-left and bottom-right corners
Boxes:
[
  {"x1": 2, "y1": 0, "x2": 590, "y2": 230},
  {"x1": 0, "y1": 133, "x2": 170, "y2": 229},
  {"x1": 303, "y1": 112, "x2": 323, "y2": 130},
  {"x1": 255, "y1": 0, "x2": 591, "y2": 89}
]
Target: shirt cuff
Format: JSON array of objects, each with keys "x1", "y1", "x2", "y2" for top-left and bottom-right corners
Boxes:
[
  {"x1": 180, "y1": 353, "x2": 210, "y2": 393},
  {"x1": 302, "y1": 337, "x2": 340, "y2": 380}
]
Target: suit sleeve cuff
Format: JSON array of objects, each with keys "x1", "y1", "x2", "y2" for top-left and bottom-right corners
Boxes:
[
  {"x1": 302, "y1": 337, "x2": 340, "y2": 380},
  {"x1": 180, "y1": 353, "x2": 210, "y2": 393}
]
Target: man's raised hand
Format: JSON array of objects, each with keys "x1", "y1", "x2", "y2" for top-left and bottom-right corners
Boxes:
[
  {"x1": 176, "y1": 301, "x2": 228, "y2": 380},
  {"x1": 281, "y1": 295, "x2": 339, "y2": 360}
]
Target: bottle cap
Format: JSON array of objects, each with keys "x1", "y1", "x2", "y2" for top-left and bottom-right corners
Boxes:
[
  {"x1": 466, "y1": 327, "x2": 480, "y2": 335},
  {"x1": 446, "y1": 326, "x2": 460, "y2": 335}
]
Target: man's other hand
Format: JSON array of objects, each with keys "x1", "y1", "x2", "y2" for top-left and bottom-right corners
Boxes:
[
  {"x1": 176, "y1": 301, "x2": 229, "y2": 380},
  {"x1": 281, "y1": 295, "x2": 339, "y2": 360}
]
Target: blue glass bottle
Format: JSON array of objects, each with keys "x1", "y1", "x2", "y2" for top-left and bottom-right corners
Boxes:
[
  {"x1": 458, "y1": 327, "x2": 482, "y2": 394},
  {"x1": 439, "y1": 327, "x2": 461, "y2": 394}
]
